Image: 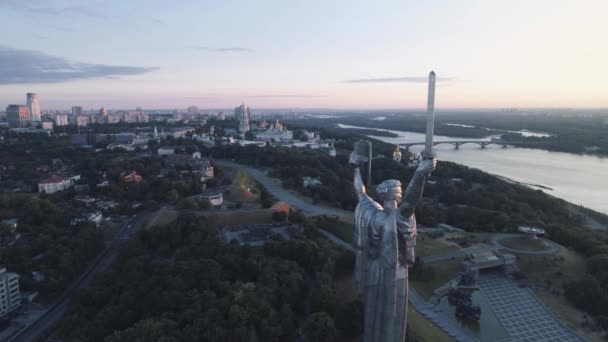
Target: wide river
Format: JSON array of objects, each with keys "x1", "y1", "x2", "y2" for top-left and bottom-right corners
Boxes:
[{"x1": 339, "y1": 124, "x2": 608, "y2": 215}]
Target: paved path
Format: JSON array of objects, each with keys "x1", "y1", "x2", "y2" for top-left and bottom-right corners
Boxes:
[
  {"x1": 422, "y1": 246, "x2": 499, "y2": 263},
  {"x1": 9, "y1": 212, "x2": 151, "y2": 342},
  {"x1": 319, "y1": 229, "x2": 355, "y2": 252},
  {"x1": 478, "y1": 272, "x2": 583, "y2": 342},
  {"x1": 423, "y1": 234, "x2": 560, "y2": 263},
  {"x1": 491, "y1": 235, "x2": 560, "y2": 255},
  {"x1": 216, "y1": 160, "x2": 353, "y2": 220}
]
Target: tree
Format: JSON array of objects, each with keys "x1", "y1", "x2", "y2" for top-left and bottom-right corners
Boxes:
[
  {"x1": 335, "y1": 300, "x2": 364, "y2": 337},
  {"x1": 303, "y1": 312, "x2": 338, "y2": 342},
  {"x1": 166, "y1": 189, "x2": 179, "y2": 203},
  {"x1": 199, "y1": 199, "x2": 213, "y2": 210}
]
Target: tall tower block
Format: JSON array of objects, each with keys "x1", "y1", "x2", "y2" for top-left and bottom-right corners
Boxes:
[{"x1": 27, "y1": 93, "x2": 41, "y2": 122}]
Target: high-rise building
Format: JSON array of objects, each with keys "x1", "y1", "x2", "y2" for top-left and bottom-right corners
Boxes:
[
  {"x1": 99, "y1": 107, "x2": 108, "y2": 117},
  {"x1": 76, "y1": 115, "x2": 89, "y2": 127},
  {"x1": 6, "y1": 105, "x2": 30, "y2": 128},
  {"x1": 26, "y1": 93, "x2": 41, "y2": 122},
  {"x1": 0, "y1": 268, "x2": 20, "y2": 320},
  {"x1": 55, "y1": 114, "x2": 69, "y2": 126},
  {"x1": 187, "y1": 105, "x2": 200, "y2": 114},
  {"x1": 42, "y1": 121, "x2": 54, "y2": 130},
  {"x1": 235, "y1": 102, "x2": 250, "y2": 136},
  {"x1": 71, "y1": 106, "x2": 83, "y2": 124}
]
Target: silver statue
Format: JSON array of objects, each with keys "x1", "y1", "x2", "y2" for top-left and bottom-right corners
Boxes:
[
  {"x1": 351, "y1": 146, "x2": 436, "y2": 342},
  {"x1": 352, "y1": 71, "x2": 438, "y2": 341}
]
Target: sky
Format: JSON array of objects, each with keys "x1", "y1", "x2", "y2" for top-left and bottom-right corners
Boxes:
[{"x1": 1, "y1": 0, "x2": 607, "y2": 110}]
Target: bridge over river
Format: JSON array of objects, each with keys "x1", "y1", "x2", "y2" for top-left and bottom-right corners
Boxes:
[{"x1": 400, "y1": 139, "x2": 525, "y2": 151}]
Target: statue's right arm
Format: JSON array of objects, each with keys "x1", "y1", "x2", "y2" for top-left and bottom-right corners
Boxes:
[{"x1": 353, "y1": 166, "x2": 367, "y2": 200}]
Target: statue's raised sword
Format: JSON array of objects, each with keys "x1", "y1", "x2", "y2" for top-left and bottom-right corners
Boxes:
[{"x1": 423, "y1": 71, "x2": 436, "y2": 159}]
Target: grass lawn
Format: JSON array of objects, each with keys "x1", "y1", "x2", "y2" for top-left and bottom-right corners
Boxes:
[
  {"x1": 408, "y1": 305, "x2": 455, "y2": 342},
  {"x1": 314, "y1": 216, "x2": 355, "y2": 244},
  {"x1": 225, "y1": 168, "x2": 259, "y2": 203},
  {"x1": 411, "y1": 257, "x2": 464, "y2": 301},
  {"x1": 416, "y1": 236, "x2": 459, "y2": 258},
  {"x1": 498, "y1": 235, "x2": 551, "y2": 252}
]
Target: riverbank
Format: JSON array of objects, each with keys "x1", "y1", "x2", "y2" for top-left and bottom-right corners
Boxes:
[{"x1": 339, "y1": 124, "x2": 608, "y2": 215}]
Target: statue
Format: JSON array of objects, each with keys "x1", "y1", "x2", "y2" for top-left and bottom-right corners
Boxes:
[
  {"x1": 350, "y1": 143, "x2": 436, "y2": 342},
  {"x1": 352, "y1": 71, "x2": 438, "y2": 342}
]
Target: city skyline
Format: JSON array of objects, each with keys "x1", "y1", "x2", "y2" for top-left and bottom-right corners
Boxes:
[{"x1": 1, "y1": 0, "x2": 608, "y2": 109}]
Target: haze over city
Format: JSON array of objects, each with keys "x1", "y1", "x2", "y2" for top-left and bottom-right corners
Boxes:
[{"x1": 1, "y1": 0, "x2": 607, "y2": 109}]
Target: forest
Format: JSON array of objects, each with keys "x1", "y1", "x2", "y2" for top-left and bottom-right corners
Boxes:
[
  {"x1": 56, "y1": 213, "x2": 361, "y2": 342},
  {"x1": 0, "y1": 194, "x2": 104, "y2": 302}
]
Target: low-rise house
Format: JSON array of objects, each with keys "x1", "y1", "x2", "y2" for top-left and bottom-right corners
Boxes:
[
  {"x1": 32, "y1": 271, "x2": 46, "y2": 283},
  {"x1": 123, "y1": 171, "x2": 142, "y2": 183},
  {"x1": 1, "y1": 218, "x2": 17, "y2": 231},
  {"x1": 303, "y1": 176, "x2": 322, "y2": 188},
  {"x1": 199, "y1": 193, "x2": 223, "y2": 206},
  {"x1": 0, "y1": 268, "x2": 21, "y2": 320},
  {"x1": 71, "y1": 211, "x2": 103, "y2": 227},
  {"x1": 158, "y1": 147, "x2": 175, "y2": 156},
  {"x1": 203, "y1": 161, "x2": 214, "y2": 178},
  {"x1": 97, "y1": 180, "x2": 110, "y2": 188},
  {"x1": 36, "y1": 165, "x2": 50, "y2": 173},
  {"x1": 38, "y1": 175, "x2": 74, "y2": 194}
]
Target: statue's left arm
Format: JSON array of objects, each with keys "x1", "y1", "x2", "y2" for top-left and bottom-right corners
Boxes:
[{"x1": 399, "y1": 158, "x2": 436, "y2": 218}]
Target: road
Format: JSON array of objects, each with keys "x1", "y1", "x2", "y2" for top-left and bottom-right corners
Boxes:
[
  {"x1": 9, "y1": 212, "x2": 150, "y2": 342},
  {"x1": 215, "y1": 160, "x2": 353, "y2": 220}
]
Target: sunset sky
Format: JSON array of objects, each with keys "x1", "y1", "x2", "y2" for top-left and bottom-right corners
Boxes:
[{"x1": 1, "y1": 0, "x2": 607, "y2": 110}]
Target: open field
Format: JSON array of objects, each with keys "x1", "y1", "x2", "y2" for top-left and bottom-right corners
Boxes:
[
  {"x1": 225, "y1": 167, "x2": 260, "y2": 203},
  {"x1": 411, "y1": 257, "x2": 464, "y2": 301},
  {"x1": 145, "y1": 202, "x2": 291, "y2": 229},
  {"x1": 314, "y1": 216, "x2": 355, "y2": 244},
  {"x1": 498, "y1": 235, "x2": 552, "y2": 252},
  {"x1": 416, "y1": 236, "x2": 459, "y2": 258},
  {"x1": 408, "y1": 305, "x2": 455, "y2": 342}
]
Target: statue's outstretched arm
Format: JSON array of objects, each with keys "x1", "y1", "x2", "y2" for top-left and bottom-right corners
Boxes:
[
  {"x1": 400, "y1": 158, "x2": 436, "y2": 217},
  {"x1": 353, "y1": 167, "x2": 367, "y2": 200}
]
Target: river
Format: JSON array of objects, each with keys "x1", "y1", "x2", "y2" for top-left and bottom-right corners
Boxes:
[{"x1": 338, "y1": 124, "x2": 608, "y2": 215}]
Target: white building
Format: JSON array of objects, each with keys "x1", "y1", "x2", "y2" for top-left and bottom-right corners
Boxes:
[
  {"x1": 75, "y1": 115, "x2": 89, "y2": 127},
  {"x1": 328, "y1": 142, "x2": 336, "y2": 157},
  {"x1": 235, "y1": 102, "x2": 251, "y2": 136},
  {"x1": 38, "y1": 175, "x2": 74, "y2": 194},
  {"x1": 200, "y1": 193, "x2": 223, "y2": 206},
  {"x1": 55, "y1": 114, "x2": 69, "y2": 126},
  {"x1": 71, "y1": 106, "x2": 83, "y2": 124},
  {"x1": 42, "y1": 121, "x2": 53, "y2": 130},
  {"x1": 255, "y1": 120, "x2": 293, "y2": 141},
  {"x1": 408, "y1": 152, "x2": 421, "y2": 168},
  {"x1": 26, "y1": 93, "x2": 41, "y2": 122},
  {"x1": 165, "y1": 127, "x2": 195, "y2": 138},
  {"x1": 72, "y1": 211, "x2": 103, "y2": 227},
  {"x1": 158, "y1": 147, "x2": 175, "y2": 156},
  {"x1": 303, "y1": 176, "x2": 322, "y2": 188},
  {"x1": 0, "y1": 268, "x2": 20, "y2": 320}
]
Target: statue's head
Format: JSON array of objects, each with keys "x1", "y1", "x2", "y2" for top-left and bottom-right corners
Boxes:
[{"x1": 376, "y1": 179, "x2": 403, "y2": 205}]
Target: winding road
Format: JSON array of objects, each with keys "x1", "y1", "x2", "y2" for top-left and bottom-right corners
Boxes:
[
  {"x1": 9, "y1": 212, "x2": 151, "y2": 342},
  {"x1": 215, "y1": 160, "x2": 353, "y2": 220}
]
